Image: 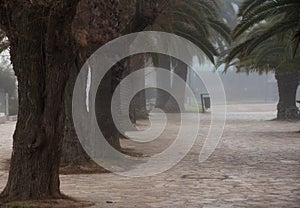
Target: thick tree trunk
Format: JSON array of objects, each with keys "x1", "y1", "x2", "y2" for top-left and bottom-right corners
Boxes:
[
  {"x1": 275, "y1": 71, "x2": 300, "y2": 120},
  {"x1": 60, "y1": 62, "x2": 90, "y2": 166},
  {"x1": 61, "y1": 0, "x2": 121, "y2": 163},
  {"x1": 0, "y1": 2, "x2": 78, "y2": 201},
  {"x1": 164, "y1": 58, "x2": 188, "y2": 113}
]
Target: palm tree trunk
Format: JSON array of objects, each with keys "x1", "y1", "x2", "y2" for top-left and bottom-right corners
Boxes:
[{"x1": 275, "y1": 71, "x2": 300, "y2": 120}]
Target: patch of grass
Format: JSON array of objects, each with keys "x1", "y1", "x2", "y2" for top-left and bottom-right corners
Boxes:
[{"x1": 185, "y1": 104, "x2": 204, "y2": 113}]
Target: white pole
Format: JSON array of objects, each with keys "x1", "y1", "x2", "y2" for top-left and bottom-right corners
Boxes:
[{"x1": 5, "y1": 93, "x2": 9, "y2": 116}]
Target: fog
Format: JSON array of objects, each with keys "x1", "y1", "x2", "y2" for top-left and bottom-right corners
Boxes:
[{"x1": 143, "y1": 58, "x2": 300, "y2": 108}]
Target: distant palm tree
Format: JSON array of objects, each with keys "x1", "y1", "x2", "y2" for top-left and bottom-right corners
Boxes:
[
  {"x1": 223, "y1": 0, "x2": 300, "y2": 120},
  {"x1": 229, "y1": 32, "x2": 300, "y2": 119}
]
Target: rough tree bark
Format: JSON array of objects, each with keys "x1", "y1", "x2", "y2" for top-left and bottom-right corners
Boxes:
[
  {"x1": 0, "y1": 1, "x2": 79, "y2": 201},
  {"x1": 61, "y1": 0, "x2": 121, "y2": 164},
  {"x1": 60, "y1": 59, "x2": 90, "y2": 165},
  {"x1": 275, "y1": 71, "x2": 300, "y2": 120}
]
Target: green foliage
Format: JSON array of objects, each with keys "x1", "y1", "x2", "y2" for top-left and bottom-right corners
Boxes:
[
  {"x1": 150, "y1": 0, "x2": 233, "y2": 64},
  {"x1": 185, "y1": 103, "x2": 203, "y2": 113},
  {"x1": 228, "y1": 29, "x2": 300, "y2": 74},
  {"x1": 226, "y1": 0, "x2": 300, "y2": 65}
]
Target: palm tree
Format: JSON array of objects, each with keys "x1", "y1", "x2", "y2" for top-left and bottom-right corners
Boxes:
[
  {"x1": 225, "y1": 0, "x2": 300, "y2": 120},
  {"x1": 151, "y1": 0, "x2": 232, "y2": 112},
  {"x1": 117, "y1": 1, "x2": 233, "y2": 114},
  {"x1": 229, "y1": 33, "x2": 300, "y2": 119},
  {"x1": 162, "y1": 0, "x2": 232, "y2": 63}
]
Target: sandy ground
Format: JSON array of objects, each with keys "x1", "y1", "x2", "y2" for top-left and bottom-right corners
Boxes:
[{"x1": 0, "y1": 104, "x2": 299, "y2": 208}]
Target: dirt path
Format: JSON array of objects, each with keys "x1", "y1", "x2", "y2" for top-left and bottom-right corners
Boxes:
[{"x1": 0, "y1": 104, "x2": 299, "y2": 208}]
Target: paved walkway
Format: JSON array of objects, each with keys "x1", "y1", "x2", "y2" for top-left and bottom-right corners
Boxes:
[{"x1": 0, "y1": 104, "x2": 299, "y2": 207}]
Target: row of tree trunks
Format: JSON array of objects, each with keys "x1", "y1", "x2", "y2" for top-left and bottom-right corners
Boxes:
[
  {"x1": 0, "y1": 0, "x2": 166, "y2": 202},
  {"x1": 0, "y1": 1, "x2": 79, "y2": 201},
  {"x1": 61, "y1": 0, "x2": 163, "y2": 164},
  {"x1": 60, "y1": 0, "x2": 122, "y2": 165},
  {"x1": 275, "y1": 71, "x2": 300, "y2": 120},
  {"x1": 155, "y1": 55, "x2": 188, "y2": 113}
]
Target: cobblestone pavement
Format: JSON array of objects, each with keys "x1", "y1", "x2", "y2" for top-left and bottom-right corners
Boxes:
[{"x1": 0, "y1": 104, "x2": 299, "y2": 208}]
